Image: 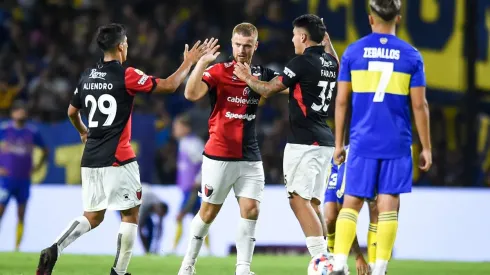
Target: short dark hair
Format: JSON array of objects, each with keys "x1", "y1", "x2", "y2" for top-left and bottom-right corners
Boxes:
[
  {"x1": 95, "y1": 23, "x2": 127, "y2": 52},
  {"x1": 370, "y1": 0, "x2": 401, "y2": 22},
  {"x1": 292, "y1": 14, "x2": 326, "y2": 44},
  {"x1": 11, "y1": 100, "x2": 27, "y2": 112}
]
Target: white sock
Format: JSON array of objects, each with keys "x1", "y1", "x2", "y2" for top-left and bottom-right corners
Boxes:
[
  {"x1": 113, "y1": 222, "x2": 138, "y2": 275},
  {"x1": 373, "y1": 260, "x2": 388, "y2": 275},
  {"x1": 306, "y1": 236, "x2": 326, "y2": 257},
  {"x1": 182, "y1": 214, "x2": 210, "y2": 267},
  {"x1": 369, "y1": 263, "x2": 376, "y2": 272},
  {"x1": 333, "y1": 254, "x2": 348, "y2": 271},
  {"x1": 236, "y1": 218, "x2": 257, "y2": 275},
  {"x1": 55, "y1": 216, "x2": 91, "y2": 256}
]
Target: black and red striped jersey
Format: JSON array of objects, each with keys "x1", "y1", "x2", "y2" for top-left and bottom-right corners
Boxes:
[
  {"x1": 202, "y1": 61, "x2": 278, "y2": 161},
  {"x1": 279, "y1": 46, "x2": 338, "y2": 147},
  {"x1": 70, "y1": 60, "x2": 158, "y2": 167}
]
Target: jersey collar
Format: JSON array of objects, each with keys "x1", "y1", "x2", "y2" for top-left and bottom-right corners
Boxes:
[{"x1": 304, "y1": 45, "x2": 324, "y2": 54}]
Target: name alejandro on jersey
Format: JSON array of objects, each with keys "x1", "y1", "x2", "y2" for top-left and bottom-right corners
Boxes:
[{"x1": 83, "y1": 82, "x2": 114, "y2": 90}]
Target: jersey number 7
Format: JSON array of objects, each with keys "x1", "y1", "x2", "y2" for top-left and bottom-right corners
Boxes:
[
  {"x1": 312, "y1": 81, "x2": 336, "y2": 112},
  {"x1": 368, "y1": 61, "x2": 394, "y2": 103}
]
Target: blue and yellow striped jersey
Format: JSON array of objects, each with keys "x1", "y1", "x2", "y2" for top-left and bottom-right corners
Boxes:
[{"x1": 339, "y1": 33, "x2": 426, "y2": 159}]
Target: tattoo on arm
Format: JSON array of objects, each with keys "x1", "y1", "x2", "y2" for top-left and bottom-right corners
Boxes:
[{"x1": 245, "y1": 76, "x2": 287, "y2": 98}]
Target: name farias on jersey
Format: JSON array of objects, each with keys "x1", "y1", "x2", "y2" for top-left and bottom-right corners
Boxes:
[{"x1": 85, "y1": 69, "x2": 113, "y2": 90}]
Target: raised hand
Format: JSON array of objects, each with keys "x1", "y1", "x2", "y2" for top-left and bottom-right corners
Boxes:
[
  {"x1": 183, "y1": 40, "x2": 208, "y2": 65},
  {"x1": 199, "y1": 37, "x2": 221, "y2": 65}
]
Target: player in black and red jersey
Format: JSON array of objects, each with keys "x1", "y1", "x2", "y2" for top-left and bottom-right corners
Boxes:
[
  {"x1": 178, "y1": 23, "x2": 282, "y2": 275},
  {"x1": 234, "y1": 14, "x2": 339, "y2": 262},
  {"x1": 36, "y1": 23, "x2": 210, "y2": 275}
]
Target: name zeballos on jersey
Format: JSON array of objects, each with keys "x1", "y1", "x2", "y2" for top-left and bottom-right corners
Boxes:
[
  {"x1": 202, "y1": 61, "x2": 278, "y2": 161},
  {"x1": 71, "y1": 60, "x2": 156, "y2": 167}
]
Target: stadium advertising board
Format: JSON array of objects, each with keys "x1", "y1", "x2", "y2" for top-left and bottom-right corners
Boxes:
[{"x1": 1, "y1": 185, "x2": 488, "y2": 261}]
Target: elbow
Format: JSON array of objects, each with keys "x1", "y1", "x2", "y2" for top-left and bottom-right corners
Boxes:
[
  {"x1": 413, "y1": 99, "x2": 429, "y2": 111},
  {"x1": 184, "y1": 89, "x2": 200, "y2": 102},
  {"x1": 67, "y1": 108, "x2": 78, "y2": 119}
]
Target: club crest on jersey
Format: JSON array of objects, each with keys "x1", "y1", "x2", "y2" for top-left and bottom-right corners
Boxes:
[
  {"x1": 136, "y1": 188, "x2": 142, "y2": 200},
  {"x1": 204, "y1": 184, "x2": 214, "y2": 197},
  {"x1": 243, "y1": 87, "x2": 250, "y2": 96},
  {"x1": 380, "y1": 37, "x2": 388, "y2": 44}
]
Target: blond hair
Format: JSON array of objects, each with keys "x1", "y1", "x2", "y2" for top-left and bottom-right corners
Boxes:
[{"x1": 232, "y1": 23, "x2": 258, "y2": 39}]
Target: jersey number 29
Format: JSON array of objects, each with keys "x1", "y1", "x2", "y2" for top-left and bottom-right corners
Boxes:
[
  {"x1": 85, "y1": 94, "x2": 118, "y2": 127},
  {"x1": 312, "y1": 81, "x2": 336, "y2": 112},
  {"x1": 368, "y1": 61, "x2": 394, "y2": 102}
]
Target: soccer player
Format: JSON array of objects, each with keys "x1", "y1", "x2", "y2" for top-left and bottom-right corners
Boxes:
[
  {"x1": 179, "y1": 23, "x2": 281, "y2": 275},
  {"x1": 171, "y1": 113, "x2": 211, "y2": 254},
  {"x1": 36, "y1": 23, "x2": 210, "y2": 275},
  {"x1": 330, "y1": 0, "x2": 432, "y2": 274},
  {"x1": 0, "y1": 101, "x2": 48, "y2": 251},
  {"x1": 138, "y1": 184, "x2": 168, "y2": 254},
  {"x1": 233, "y1": 14, "x2": 338, "y2": 259},
  {"x1": 324, "y1": 146, "x2": 378, "y2": 274}
]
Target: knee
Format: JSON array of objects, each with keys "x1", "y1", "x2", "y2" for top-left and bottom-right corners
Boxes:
[
  {"x1": 239, "y1": 198, "x2": 260, "y2": 220},
  {"x1": 121, "y1": 207, "x2": 140, "y2": 224},
  {"x1": 288, "y1": 193, "x2": 309, "y2": 210},
  {"x1": 85, "y1": 213, "x2": 104, "y2": 229},
  {"x1": 199, "y1": 203, "x2": 221, "y2": 224}
]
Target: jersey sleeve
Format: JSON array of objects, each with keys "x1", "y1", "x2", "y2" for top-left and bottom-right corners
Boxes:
[
  {"x1": 279, "y1": 56, "x2": 305, "y2": 88},
  {"x1": 263, "y1": 67, "x2": 280, "y2": 82},
  {"x1": 338, "y1": 46, "x2": 352, "y2": 82},
  {"x1": 202, "y1": 64, "x2": 221, "y2": 90},
  {"x1": 70, "y1": 88, "x2": 82, "y2": 109},
  {"x1": 125, "y1": 67, "x2": 158, "y2": 95},
  {"x1": 410, "y1": 51, "x2": 426, "y2": 87}
]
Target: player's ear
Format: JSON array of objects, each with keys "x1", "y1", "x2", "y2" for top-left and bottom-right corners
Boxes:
[
  {"x1": 254, "y1": 40, "x2": 258, "y2": 51},
  {"x1": 395, "y1": 15, "x2": 402, "y2": 24},
  {"x1": 301, "y1": 33, "x2": 307, "y2": 43},
  {"x1": 118, "y1": 42, "x2": 124, "y2": 52},
  {"x1": 368, "y1": 15, "x2": 374, "y2": 25}
]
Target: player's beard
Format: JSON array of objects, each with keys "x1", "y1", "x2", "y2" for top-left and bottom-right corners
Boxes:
[{"x1": 234, "y1": 54, "x2": 251, "y2": 64}]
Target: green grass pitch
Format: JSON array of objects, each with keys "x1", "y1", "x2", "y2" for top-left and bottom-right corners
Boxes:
[{"x1": 1, "y1": 253, "x2": 489, "y2": 275}]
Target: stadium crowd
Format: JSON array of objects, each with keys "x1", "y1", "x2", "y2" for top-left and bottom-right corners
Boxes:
[{"x1": 0, "y1": 0, "x2": 488, "y2": 187}]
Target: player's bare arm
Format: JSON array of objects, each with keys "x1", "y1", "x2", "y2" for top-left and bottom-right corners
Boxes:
[
  {"x1": 334, "y1": 81, "x2": 351, "y2": 165},
  {"x1": 67, "y1": 104, "x2": 88, "y2": 143},
  {"x1": 351, "y1": 235, "x2": 369, "y2": 275},
  {"x1": 322, "y1": 31, "x2": 338, "y2": 62},
  {"x1": 410, "y1": 86, "x2": 432, "y2": 171},
  {"x1": 154, "y1": 40, "x2": 211, "y2": 93},
  {"x1": 32, "y1": 147, "x2": 48, "y2": 173},
  {"x1": 184, "y1": 38, "x2": 220, "y2": 101},
  {"x1": 234, "y1": 62, "x2": 286, "y2": 98}
]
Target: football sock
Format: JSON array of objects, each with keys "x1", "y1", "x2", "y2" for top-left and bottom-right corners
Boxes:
[
  {"x1": 236, "y1": 218, "x2": 257, "y2": 275},
  {"x1": 306, "y1": 236, "x2": 327, "y2": 257},
  {"x1": 15, "y1": 222, "x2": 24, "y2": 250},
  {"x1": 113, "y1": 222, "x2": 138, "y2": 275},
  {"x1": 182, "y1": 214, "x2": 210, "y2": 266},
  {"x1": 173, "y1": 220, "x2": 183, "y2": 250},
  {"x1": 327, "y1": 232, "x2": 335, "y2": 253},
  {"x1": 367, "y1": 223, "x2": 378, "y2": 265},
  {"x1": 54, "y1": 216, "x2": 91, "y2": 256},
  {"x1": 333, "y1": 208, "x2": 358, "y2": 271},
  {"x1": 376, "y1": 211, "x2": 398, "y2": 274}
]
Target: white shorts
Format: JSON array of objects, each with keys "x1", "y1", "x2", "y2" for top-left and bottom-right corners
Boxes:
[
  {"x1": 283, "y1": 143, "x2": 334, "y2": 201},
  {"x1": 81, "y1": 161, "x2": 142, "y2": 212},
  {"x1": 201, "y1": 156, "x2": 265, "y2": 205}
]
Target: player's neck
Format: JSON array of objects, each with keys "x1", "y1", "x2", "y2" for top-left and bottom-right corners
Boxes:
[
  {"x1": 103, "y1": 53, "x2": 122, "y2": 63},
  {"x1": 304, "y1": 41, "x2": 322, "y2": 51},
  {"x1": 12, "y1": 121, "x2": 25, "y2": 129},
  {"x1": 371, "y1": 24, "x2": 396, "y2": 36}
]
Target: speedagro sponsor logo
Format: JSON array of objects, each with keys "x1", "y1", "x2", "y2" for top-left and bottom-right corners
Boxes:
[{"x1": 225, "y1": 112, "x2": 256, "y2": 121}]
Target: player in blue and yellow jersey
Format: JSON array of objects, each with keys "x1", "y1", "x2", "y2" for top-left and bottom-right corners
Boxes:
[
  {"x1": 331, "y1": 0, "x2": 432, "y2": 274},
  {"x1": 324, "y1": 146, "x2": 378, "y2": 275}
]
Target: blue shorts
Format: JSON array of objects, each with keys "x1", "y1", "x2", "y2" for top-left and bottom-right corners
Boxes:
[
  {"x1": 0, "y1": 177, "x2": 31, "y2": 205},
  {"x1": 344, "y1": 151, "x2": 412, "y2": 199},
  {"x1": 324, "y1": 163, "x2": 345, "y2": 205},
  {"x1": 180, "y1": 190, "x2": 201, "y2": 215}
]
